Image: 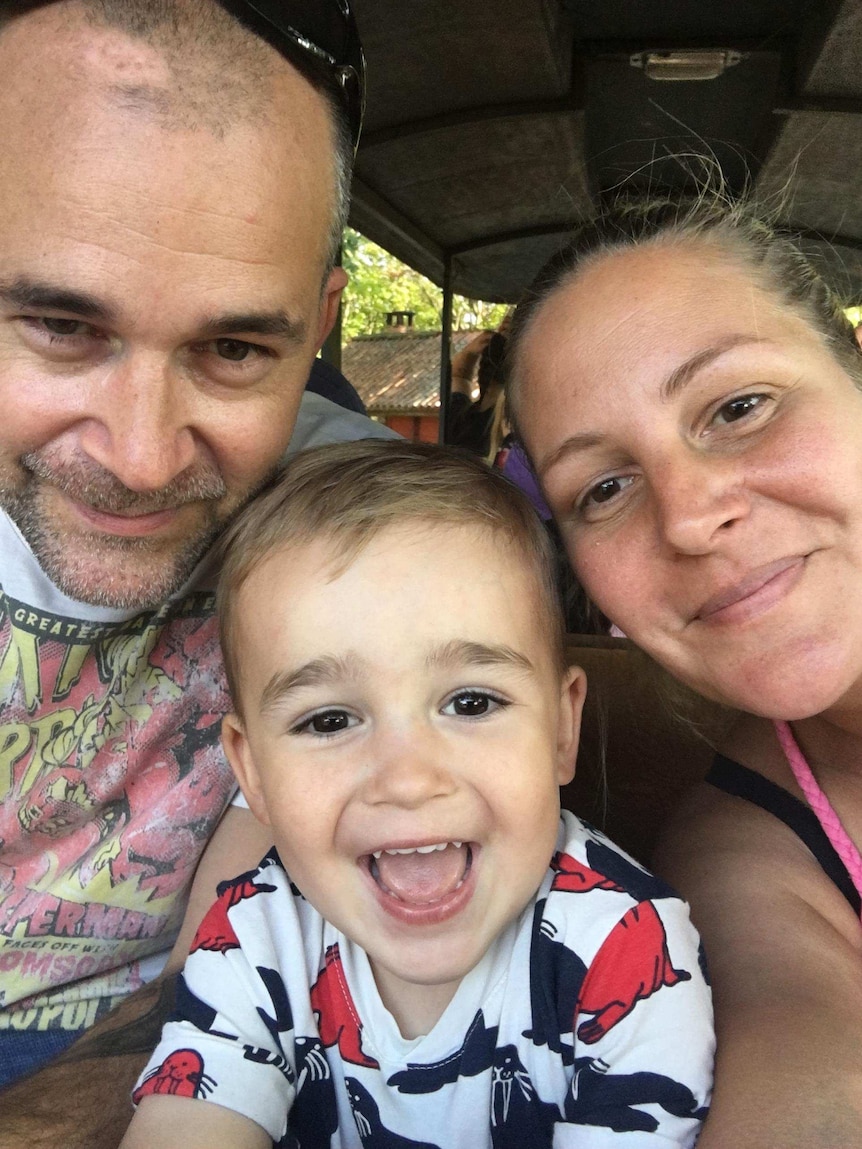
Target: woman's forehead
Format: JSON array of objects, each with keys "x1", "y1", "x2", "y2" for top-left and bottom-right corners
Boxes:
[
  {"x1": 543, "y1": 242, "x2": 769, "y2": 330},
  {"x1": 520, "y1": 241, "x2": 814, "y2": 385}
]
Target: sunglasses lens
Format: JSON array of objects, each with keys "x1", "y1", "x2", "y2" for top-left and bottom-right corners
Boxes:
[{"x1": 218, "y1": 0, "x2": 365, "y2": 144}]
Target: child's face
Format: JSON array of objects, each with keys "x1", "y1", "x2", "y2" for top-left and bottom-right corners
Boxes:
[{"x1": 223, "y1": 520, "x2": 584, "y2": 1034}]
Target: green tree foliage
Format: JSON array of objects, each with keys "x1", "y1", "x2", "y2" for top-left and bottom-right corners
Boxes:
[{"x1": 341, "y1": 228, "x2": 509, "y2": 340}]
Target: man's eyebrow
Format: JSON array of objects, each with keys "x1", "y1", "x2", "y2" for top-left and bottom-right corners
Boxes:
[
  {"x1": 0, "y1": 278, "x2": 117, "y2": 323},
  {"x1": 259, "y1": 653, "x2": 364, "y2": 715},
  {"x1": 197, "y1": 311, "x2": 308, "y2": 345},
  {"x1": 0, "y1": 280, "x2": 308, "y2": 345},
  {"x1": 426, "y1": 640, "x2": 534, "y2": 674},
  {"x1": 660, "y1": 335, "x2": 769, "y2": 401}
]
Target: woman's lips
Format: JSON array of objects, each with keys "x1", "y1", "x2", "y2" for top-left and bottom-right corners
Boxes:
[{"x1": 695, "y1": 556, "x2": 807, "y2": 624}]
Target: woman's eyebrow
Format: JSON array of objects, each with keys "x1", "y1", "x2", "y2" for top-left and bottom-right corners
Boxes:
[
  {"x1": 660, "y1": 335, "x2": 769, "y2": 401},
  {"x1": 537, "y1": 431, "x2": 605, "y2": 478}
]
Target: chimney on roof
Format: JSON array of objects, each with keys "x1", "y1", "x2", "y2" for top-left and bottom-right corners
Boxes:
[{"x1": 385, "y1": 310, "x2": 415, "y2": 333}]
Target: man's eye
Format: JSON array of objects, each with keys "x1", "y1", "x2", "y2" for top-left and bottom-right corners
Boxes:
[
  {"x1": 41, "y1": 318, "x2": 93, "y2": 337},
  {"x1": 213, "y1": 338, "x2": 256, "y2": 362},
  {"x1": 442, "y1": 691, "x2": 507, "y2": 718},
  {"x1": 292, "y1": 709, "x2": 356, "y2": 736},
  {"x1": 712, "y1": 393, "x2": 766, "y2": 425}
]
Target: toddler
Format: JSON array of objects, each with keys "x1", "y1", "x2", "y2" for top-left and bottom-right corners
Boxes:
[{"x1": 124, "y1": 439, "x2": 713, "y2": 1148}]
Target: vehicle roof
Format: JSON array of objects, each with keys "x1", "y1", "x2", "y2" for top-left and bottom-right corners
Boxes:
[{"x1": 350, "y1": 0, "x2": 862, "y2": 304}]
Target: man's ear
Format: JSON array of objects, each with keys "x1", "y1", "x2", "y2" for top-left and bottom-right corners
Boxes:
[
  {"x1": 315, "y1": 265, "x2": 348, "y2": 350},
  {"x1": 855, "y1": 323, "x2": 862, "y2": 351},
  {"x1": 221, "y1": 713, "x2": 272, "y2": 827},
  {"x1": 556, "y1": 664, "x2": 587, "y2": 786}
]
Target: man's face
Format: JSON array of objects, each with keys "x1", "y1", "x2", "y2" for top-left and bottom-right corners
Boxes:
[
  {"x1": 0, "y1": 10, "x2": 345, "y2": 609},
  {"x1": 223, "y1": 522, "x2": 584, "y2": 1037}
]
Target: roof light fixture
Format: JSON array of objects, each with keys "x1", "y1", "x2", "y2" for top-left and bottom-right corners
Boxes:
[{"x1": 630, "y1": 49, "x2": 743, "y2": 82}]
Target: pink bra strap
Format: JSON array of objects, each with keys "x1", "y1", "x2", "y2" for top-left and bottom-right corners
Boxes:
[{"x1": 774, "y1": 719, "x2": 862, "y2": 912}]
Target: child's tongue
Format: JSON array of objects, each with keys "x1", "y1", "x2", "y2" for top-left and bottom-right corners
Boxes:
[{"x1": 374, "y1": 843, "x2": 468, "y2": 905}]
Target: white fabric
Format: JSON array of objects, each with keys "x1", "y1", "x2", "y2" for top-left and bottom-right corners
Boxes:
[{"x1": 136, "y1": 812, "x2": 714, "y2": 1147}]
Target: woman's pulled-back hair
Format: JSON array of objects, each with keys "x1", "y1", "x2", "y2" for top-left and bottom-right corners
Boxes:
[
  {"x1": 506, "y1": 188, "x2": 862, "y2": 425},
  {"x1": 217, "y1": 439, "x2": 566, "y2": 714}
]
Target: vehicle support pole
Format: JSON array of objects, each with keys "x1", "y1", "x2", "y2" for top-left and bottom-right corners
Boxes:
[{"x1": 438, "y1": 254, "x2": 453, "y2": 444}]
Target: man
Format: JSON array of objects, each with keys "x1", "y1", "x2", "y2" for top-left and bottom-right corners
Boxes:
[{"x1": 0, "y1": 0, "x2": 391, "y2": 1141}]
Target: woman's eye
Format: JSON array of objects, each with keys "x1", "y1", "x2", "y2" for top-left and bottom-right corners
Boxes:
[
  {"x1": 712, "y1": 393, "x2": 767, "y2": 426},
  {"x1": 442, "y1": 691, "x2": 507, "y2": 718},
  {"x1": 582, "y1": 474, "x2": 634, "y2": 509},
  {"x1": 292, "y1": 709, "x2": 357, "y2": 737}
]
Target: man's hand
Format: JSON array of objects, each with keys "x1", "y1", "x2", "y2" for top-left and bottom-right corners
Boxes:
[{"x1": 0, "y1": 807, "x2": 274, "y2": 1149}]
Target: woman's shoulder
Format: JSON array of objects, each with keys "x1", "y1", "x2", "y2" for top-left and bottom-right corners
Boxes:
[{"x1": 654, "y1": 752, "x2": 862, "y2": 954}]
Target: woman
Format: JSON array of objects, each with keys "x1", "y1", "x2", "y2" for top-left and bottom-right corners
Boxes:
[{"x1": 506, "y1": 196, "x2": 862, "y2": 1148}]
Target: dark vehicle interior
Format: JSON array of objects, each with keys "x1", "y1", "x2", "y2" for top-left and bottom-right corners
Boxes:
[{"x1": 345, "y1": 0, "x2": 862, "y2": 861}]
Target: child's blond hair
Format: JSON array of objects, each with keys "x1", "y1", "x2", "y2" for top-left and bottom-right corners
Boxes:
[{"x1": 216, "y1": 439, "x2": 565, "y2": 714}]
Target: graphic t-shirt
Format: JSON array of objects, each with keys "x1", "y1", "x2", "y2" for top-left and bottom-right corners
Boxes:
[
  {"x1": 0, "y1": 393, "x2": 397, "y2": 1036},
  {"x1": 135, "y1": 812, "x2": 714, "y2": 1148}
]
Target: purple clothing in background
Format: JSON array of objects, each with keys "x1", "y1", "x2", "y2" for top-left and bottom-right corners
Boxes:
[{"x1": 502, "y1": 443, "x2": 552, "y2": 520}]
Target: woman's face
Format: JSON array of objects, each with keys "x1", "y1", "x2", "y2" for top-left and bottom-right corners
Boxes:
[{"x1": 517, "y1": 241, "x2": 862, "y2": 720}]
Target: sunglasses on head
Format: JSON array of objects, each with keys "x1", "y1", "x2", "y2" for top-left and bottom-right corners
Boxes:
[{"x1": 217, "y1": 0, "x2": 365, "y2": 149}]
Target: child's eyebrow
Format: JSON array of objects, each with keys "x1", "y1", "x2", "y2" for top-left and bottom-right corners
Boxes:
[
  {"x1": 259, "y1": 653, "x2": 364, "y2": 715},
  {"x1": 426, "y1": 640, "x2": 534, "y2": 674}
]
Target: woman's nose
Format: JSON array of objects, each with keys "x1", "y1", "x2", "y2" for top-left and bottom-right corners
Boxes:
[{"x1": 654, "y1": 451, "x2": 750, "y2": 555}]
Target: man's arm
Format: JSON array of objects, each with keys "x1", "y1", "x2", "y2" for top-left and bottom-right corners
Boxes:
[
  {"x1": 0, "y1": 807, "x2": 274, "y2": 1149},
  {"x1": 655, "y1": 784, "x2": 862, "y2": 1148}
]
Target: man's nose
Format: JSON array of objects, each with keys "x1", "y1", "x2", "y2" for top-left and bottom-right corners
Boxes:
[
  {"x1": 77, "y1": 356, "x2": 198, "y2": 492},
  {"x1": 362, "y1": 728, "x2": 457, "y2": 811},
  {"x1": 654, "y1": 449, "x2": 750, "y2": 555}
]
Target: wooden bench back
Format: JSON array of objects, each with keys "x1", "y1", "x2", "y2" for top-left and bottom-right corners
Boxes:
[{"x1": 561, "y1": 636, "x2": 722, "y2": 865}]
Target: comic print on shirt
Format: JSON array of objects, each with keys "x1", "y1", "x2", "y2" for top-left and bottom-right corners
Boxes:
[
  {"x1": 135, "y1": 812, "x2": 714, "y2": 1147},
  {"x1": 0, "y1": 589, "x2": 235, "y2": 1033}
]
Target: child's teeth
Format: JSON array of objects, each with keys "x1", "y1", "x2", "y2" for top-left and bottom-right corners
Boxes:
[{"x1": 375, "y1": 841, "x2": 458, "y2": 857}]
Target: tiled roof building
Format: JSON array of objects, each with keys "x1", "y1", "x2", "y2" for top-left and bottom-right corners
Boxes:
[{"x1": 344, "y1": 329, "x2": 475, "y2": 416}]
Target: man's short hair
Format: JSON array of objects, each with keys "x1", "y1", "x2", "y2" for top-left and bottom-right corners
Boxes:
[
  {"x1": 217, "y1": 440, "x2": 567, "y2": 715},
  {"x1": 0, "y1": 0, "x2": 352, "y2": 272}
]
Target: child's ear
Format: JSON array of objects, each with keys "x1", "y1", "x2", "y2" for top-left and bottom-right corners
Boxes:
[
  {"x1": 221, "y1": 713, "x2": 272, "y2": 827},
  {"x1": 556, "y1": 664, "x2": 586, "y2": 786}
]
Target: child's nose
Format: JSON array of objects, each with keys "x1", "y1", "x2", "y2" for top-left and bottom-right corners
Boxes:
[{"x1": 362, "y1": 731, "x2": 456, "y2": 810}]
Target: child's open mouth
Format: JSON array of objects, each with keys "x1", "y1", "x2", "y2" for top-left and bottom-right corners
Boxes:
[{"x1": 364, "y1": 841, "x2": 475, "y2": 920}]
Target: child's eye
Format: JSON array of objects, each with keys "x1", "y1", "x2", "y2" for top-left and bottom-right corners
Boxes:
[
  {"x1": 291, "y1": 708, "x2": 358, "y2": 737},
  {"x1": 441, "y1": 690, "x2": 509, "y2": 718}
]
